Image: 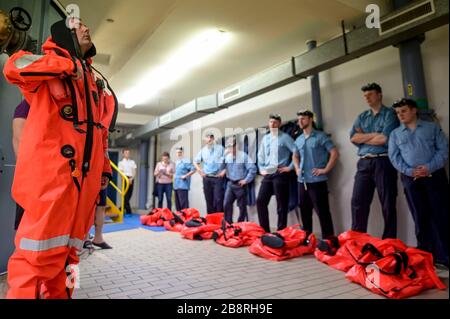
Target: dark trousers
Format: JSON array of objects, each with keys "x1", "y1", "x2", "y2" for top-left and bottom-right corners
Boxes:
[
  {"x1": 224, "y1": 182, "x2": 248, "y2": 223},
  {"x1": 175, "y1": 189, "x2": 189, "y2": 211},
  {"x1": 157, "y1": 183, "x2": 173, "y2": 211},
  {"x1": 298, "y1": 181, "x2": 335, "y2": 239},
  {"x1": 203, "y1": 176, "x2": 224, "y2": 214},
  {"x1": 124, "y1": 179, "x2": 134, "y2": 215},
  {"x1": 256, "y1": 173, "x2": 290, "y2": 232},
  {"x1": 401, "y1": 168, "x2": 449, "y2": 265},
  {"x1": 15, "y1": 203, "x2": 25, "y2": 230},
  {"x1": 351, "y1": 157, "x2": 398, "y2": 239}
]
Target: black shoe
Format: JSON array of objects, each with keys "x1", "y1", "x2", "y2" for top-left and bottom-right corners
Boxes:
[
  {"x1": 83, "y1": 240, "x2": 93, "y2": 249},
  {"x1": 92, "y1": 241, "x2": 113, "y2": 249}
]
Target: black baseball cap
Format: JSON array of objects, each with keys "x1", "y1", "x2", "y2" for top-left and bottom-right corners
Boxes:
[
  {"x1": 361, "y1": 82, "x2": 382, "y2": 93},
  {"x1": 297, "y1": 109, "x2": 314, "y2": 118},
  {"x1": 269, "y1": 113, "x2": 282, "y2": 121},
  {"x1": 392, "y1": 98, "x2": 417, "y2": 109}
]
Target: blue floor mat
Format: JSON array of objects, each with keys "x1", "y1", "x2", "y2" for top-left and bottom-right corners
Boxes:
[{"x1": 90, "y1": 214, "x2": 166, "y2": 234}]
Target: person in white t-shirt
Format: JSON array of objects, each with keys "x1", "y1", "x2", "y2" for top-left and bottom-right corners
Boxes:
[{"x1": 118, "y1": 148, "x2": 137, "y2": 215}]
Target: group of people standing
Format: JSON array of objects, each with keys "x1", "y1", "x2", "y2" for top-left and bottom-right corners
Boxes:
[{"x1": 150, "y1": 82, "x2": 448, "y2": 268}]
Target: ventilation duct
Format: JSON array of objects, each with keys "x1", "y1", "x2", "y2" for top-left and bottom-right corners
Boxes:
[
  {"x1": 380, "y1": 0, "x2": 435, "y2": 35},
  {"x1": 113, "y1": 0, "x2": 448, "y2": 147}
]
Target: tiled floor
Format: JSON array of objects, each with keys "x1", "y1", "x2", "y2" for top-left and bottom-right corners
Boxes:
[
  {"x1": 1, "y1": 228, "x2": 448, "y2": 299},
  {"x1": 71, "y1": 228, "x2": 448, "y2": 300}
]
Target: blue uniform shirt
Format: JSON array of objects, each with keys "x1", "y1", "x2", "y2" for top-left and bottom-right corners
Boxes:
[
  {"x1": 174, "y1": 158, "x2": 195, "y2": 190},
  {"x1": 257, "y1": 131, "x2": 296, "y2": 174},
  {"x1": 220, "y1": 151, "x2": 257, "y2": 184},
  {"x1": 388, "y1": 119, "x2": 449, "y2": 177},
  {"x1": 350, "y1": 105, "x2": 399, "y2": 156},
  {"x1": 294, "y1": 130, "x2": 336, "y2": 183},
  {"x1": 194, "y1": 143, "x2": 224, "y2": 175}
]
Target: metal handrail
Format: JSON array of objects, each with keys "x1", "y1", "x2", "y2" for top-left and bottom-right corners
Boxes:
[{"x1": 107, "y1": 160, "x2": 130, "y2": 222}]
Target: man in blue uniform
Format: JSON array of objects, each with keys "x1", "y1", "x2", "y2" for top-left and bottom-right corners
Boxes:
[
  {"x1": 174, "y1": 147, "x2": 197, "y2": 211},
  {"x1": 194, "y1": 132, "x2": 225, "y2": 214},
  {"x1": 219, "y1": 137, "x2": 257, "y2": 223},
  {"x1": 350, "y1": 83, "x2": 400, "y2": 239},
  {"x1": 257, "y1": 114, "x2": 296, "y2": 232},
  {"x1": 389, "y1": 98, "x2": 449, "y2": 267},
  {"x1": 293, "y1": 110, "x2": 339, "y2": 239}
]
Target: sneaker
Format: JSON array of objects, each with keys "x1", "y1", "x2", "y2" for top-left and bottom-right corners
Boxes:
[{"x1": 92, "y1": 241, "x2": 113, "y2": 249}]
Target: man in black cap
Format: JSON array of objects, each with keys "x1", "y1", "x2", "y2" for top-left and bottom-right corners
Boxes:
[
  {"x1": 257, "y1": 114, "x2": 296, "y2": 232},
  {"x1": 3, "y1": 17, "x2": 117, "y2": 298},
  {"x1": 349, "y1": 83, "x2": 399, "y2": 239},
  {"x1": 194, "y1": 131, "x2": 225, "y2": 213},
  {"x1": 219, "y1": 137, "x2": 257, "y2": 223}
]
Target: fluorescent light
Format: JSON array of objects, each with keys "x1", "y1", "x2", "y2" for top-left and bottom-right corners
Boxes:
[{"x1": 121, "y1": 29, "x2": 230, "y2": 109}]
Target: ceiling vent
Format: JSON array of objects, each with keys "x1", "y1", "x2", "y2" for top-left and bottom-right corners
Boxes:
[
  {"x1": 221, "y1": 86, "x2": 240, "y2": 101},
  {"x1": 380, "y1": 0, "x2": 435, "y2": 35}
]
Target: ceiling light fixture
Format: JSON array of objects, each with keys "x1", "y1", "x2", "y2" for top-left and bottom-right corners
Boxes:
[{"x1": 120, "y1": 29, "x2": 230, "y2": 109}]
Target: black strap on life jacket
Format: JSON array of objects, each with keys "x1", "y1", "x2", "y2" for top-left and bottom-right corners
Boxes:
[
  {"x1": 90, "y1": 65, "x2": 119, "y2": 133},
  {"x1": 68, "y1": 159, "x2": 80, "y2": 192},
  {"x1": 80, "y1": 62, "x2": 94, "y2": 178},
  {"x1": 361, "y1": 243, "x2": 384, "y2": 259},
  {"x1": 172, "y1": 211, "x2": 184, "y2": 225}
]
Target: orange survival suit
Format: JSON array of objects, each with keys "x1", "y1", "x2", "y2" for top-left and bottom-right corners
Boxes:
[{"x1": 3, "y1": 20, "x2": 118, "y2": 299}]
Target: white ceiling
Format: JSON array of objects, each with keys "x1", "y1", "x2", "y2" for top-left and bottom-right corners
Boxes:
[{"x1": 59, "y1": 0, "x2": 392, "y2": 120}]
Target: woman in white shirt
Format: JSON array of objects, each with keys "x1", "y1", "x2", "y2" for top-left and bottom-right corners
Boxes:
[{"x1": 118, "y1": 149, "x2": 137, "y2": 215}]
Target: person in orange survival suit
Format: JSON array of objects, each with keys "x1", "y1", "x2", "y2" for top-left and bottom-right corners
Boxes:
[{"x1": 3, "y1": 17, "x2": 118, "y2": 299}]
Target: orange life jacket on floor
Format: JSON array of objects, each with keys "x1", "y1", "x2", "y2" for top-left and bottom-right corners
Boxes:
[
  {"x1": 180, "y1": 213, "x2": 224, "y2": 240},
  {"x1": 346, "y1": 246, "x2": 446, "y2": 299},
  {"x1": 163, "y1": 208, "x2": 201, "y2": 232},
  {"x1": 315, "y1": 231, "x2": 446, "y2": 298},
  {"x1": 140, "y1": 208, "x2": 173, "y2": 227},
  {"x1": 248, "y1": 225, "x2": 317, "y2": 261},
  {"x1": 315, "y1": 230, "x2": 407, "y2": 272},
  {"x1": 213, "y1": 221, "x2": 265, "y2": 248}
]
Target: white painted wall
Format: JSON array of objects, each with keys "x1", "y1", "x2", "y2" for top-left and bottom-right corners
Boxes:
[{"x1": 153, "y1": 25, "x2": 448, "y2": 246}]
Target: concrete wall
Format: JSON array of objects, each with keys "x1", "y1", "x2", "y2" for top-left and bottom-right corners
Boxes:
[{"x1": 155, "y1": 25, "x2": 449, "y2": 246}]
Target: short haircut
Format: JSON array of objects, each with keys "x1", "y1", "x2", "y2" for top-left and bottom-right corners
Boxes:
[
  {"x1": 162, "y1": 152, "x2": 170, "y2": 158},
  {"x1": 361, "y1": 82, "x2": 382, "y2": 93}
]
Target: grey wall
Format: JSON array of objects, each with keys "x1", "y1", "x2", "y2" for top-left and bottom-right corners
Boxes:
[
  {"x1": 156, "y1": 25, "x2": 449, "y2": 247},
  {"x1": 0, "y1": 54, "x2": 22, "y2": 274}
]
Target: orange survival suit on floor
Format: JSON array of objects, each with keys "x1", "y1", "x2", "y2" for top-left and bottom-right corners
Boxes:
[
  {"x1": 249, "y1": 225, "x2": 317, "y2": 261},
  {"x1": 164, "y1": 208, "x2": 201, "y2": 232},
  {"x1": 3, "y1": 20, "x2": 118, "y2": 299},
  {"x1": 140, "y1": 208, "x2": 174, "y2": 227}
]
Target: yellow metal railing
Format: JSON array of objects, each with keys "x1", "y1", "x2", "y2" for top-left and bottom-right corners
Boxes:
[{"x1": 105, "y1": 160, "x2": 130, "y2": 224}]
